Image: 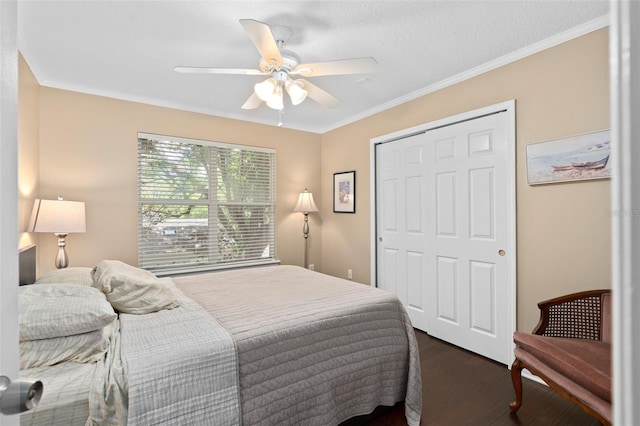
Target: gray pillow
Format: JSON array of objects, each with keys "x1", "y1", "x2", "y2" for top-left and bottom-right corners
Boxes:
[
  {"x1": 19, "y1": 284, "x2": 116, "y2": 340},
  {"x1": 20, "y1": 320, "x2": 115, "y2": 369},
  {"x1": 34, "y1": 267, "x2": 95, "y2": 286},
  {"x1": 93, "y1": 260, "x2": 179, "y2": 314}
]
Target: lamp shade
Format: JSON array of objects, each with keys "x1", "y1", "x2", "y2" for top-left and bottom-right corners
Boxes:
[
  {"x1": 28, "y1": 198, "x2": 86, "y2": 234},
  {"x1": 266, "y1": 89, "x2": 284, "y2": 110},
  {"x1": 293, "y1": 189, "x2": 318, "y2": 214},
  {"x1": 254, "y1": 78, "x2": 277, "y2": 102},
  {"x1": 286, "y1": 81, "x2": 308, "y2": 106}
]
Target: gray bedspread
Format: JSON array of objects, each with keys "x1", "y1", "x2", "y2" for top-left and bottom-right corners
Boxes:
[
  {"x1": 122, "y1": 281, "x2": 240, "y2": 425},
  {"x1": 173, "y1": 265, "x2": 422, "y2": 426},
  {"x1": 88, "y1": 281, "x2": 241, "y2": 426}
]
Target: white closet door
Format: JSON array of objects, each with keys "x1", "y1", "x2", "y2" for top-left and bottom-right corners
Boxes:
[
  {"x1": 376, "y1": 133, "x2": 430, "y2": 331},
  {"x1": 375, "y1": 106, "x2": 514, "y2": 365}
]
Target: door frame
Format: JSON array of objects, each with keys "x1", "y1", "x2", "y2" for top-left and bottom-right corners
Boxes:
[
  {"x1": 0, "y1": 0, "x2": 20, "y2": 424},
  {"x1": 610, "y1": 2, "x2": 640, "y2": 424},
  {"x1": 369, "y1": 100, "x2": 517, "y2": 365}
]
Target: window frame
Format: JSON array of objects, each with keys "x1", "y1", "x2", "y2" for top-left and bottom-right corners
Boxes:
[{"x1": 137, "y1": 132, "x2": 278, "y2": 276}]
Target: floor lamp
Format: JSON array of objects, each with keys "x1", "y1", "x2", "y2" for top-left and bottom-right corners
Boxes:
[
  {"x1": 293, "y1": 189, "x2": 318, "y2": 269},
  {"x1": 28, "y1": 197, "x2": 86, "y2": 269}
]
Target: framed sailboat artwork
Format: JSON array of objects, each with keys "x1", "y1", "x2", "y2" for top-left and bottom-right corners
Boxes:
[{"x1": 526, "y1": 129, "x2": 611, "y2": 185}]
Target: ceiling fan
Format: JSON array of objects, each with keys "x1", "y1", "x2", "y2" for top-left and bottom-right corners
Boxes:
[{"x1": 175, "y1": 19, "x2": 377, "y2": 111}]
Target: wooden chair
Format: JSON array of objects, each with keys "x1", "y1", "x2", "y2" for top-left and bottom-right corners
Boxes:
[{"x1": 509, "y1": 289, "x2": 612, "y2": 425}]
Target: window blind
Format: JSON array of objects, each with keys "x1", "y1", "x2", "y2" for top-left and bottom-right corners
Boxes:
[{"x1": 137, "y1": 133, "x2": 276, "y2": 274}]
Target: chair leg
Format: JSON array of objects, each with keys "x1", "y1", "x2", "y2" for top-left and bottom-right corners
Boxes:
[{"x1": 509, "y1": 358, "x2": 524, "y2": 412}]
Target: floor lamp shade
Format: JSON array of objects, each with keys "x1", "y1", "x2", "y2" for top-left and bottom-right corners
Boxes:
[
  {"x1": 28, "y1": 198, "x2": 86, "y2": 268},
  {"x1": 293, "y1": 190, "x2": 318, "y2": 214},
  {"x1": 293, "y1": 189, "x2": 318, "y2": 269}
]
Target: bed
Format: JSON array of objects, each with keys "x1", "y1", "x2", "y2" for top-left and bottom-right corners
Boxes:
[{"x1": 18, "y1": 248, "x2": 422, "y2": 426}]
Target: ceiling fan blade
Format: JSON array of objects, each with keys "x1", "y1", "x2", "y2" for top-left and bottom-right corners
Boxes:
[
  {"x1": 174, "y1": 66, "x2": 267, "y2": 76},
  {"x1": 241, "y1": 92, "x2": 263, "y2": 110},
  {"x1": 239, "y1": 19, "x2": 283, "y2": 66},
  {"x1": 297, "y1": 79, "x2": 342, "y2": 108},
  {"x1": 294, "y1": 57, "x2": 378, "y2": 77}
]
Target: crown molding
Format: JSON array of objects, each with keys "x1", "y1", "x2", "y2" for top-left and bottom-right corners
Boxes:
[{"x1": 320, "y1": 14, "x2": 610, "y2": 134}]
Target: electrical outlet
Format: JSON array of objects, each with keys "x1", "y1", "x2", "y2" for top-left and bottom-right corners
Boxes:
[
  {"x1": 308, "y1": 264, "x2": 315, "y2": 271},
  {"x1": 347, "y1": 269, "x2": 353, "y2": 279}
]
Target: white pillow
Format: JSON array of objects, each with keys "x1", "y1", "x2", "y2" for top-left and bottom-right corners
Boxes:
[
  {"x1": 34, "y1": 267, "x2": 95, "y2": 286},
  {"x1": 93, "y1": 260, "x2": 179, "y2": 314},
  {"x1": 19, "y1": 284, "x2": 116, "y2": 341},
  {"x1": 20, "y1": 320, "x2": 116, "y2": 369}
]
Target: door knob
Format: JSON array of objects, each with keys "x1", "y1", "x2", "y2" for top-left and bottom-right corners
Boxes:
[
  {"x1": 379, "y1": 237, "x2": 383, "y2": 242},
  {"x1": 0, "y1": 376, "x2": 43, "y2": 414},
  {"x1": 498, "y1": 249, "x2": 505, "y2": 256}
]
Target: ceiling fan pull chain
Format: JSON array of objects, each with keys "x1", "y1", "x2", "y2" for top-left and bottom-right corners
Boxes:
[{"x1": 277, "y1": 108, "x2": 284, "y2": 127}]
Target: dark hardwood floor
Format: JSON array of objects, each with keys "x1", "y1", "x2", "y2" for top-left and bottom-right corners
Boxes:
[{"x1": 346, "y1": 329, "x2": 601, "y2": 426}]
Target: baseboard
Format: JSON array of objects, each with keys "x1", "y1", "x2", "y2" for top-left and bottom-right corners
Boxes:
[{"x1": 522, "y1": 368, "x2": 548, "y2": 386}]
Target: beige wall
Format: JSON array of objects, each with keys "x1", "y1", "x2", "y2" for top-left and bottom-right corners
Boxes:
[
  {"x1": 20, "y1": 28, "x2": 611, "y2": 333},
  {"x1": 320, "y1": 29, "x2": 611, "y2": 332},
  {"x1": 31, "y1": 87, "x2": 322, "y2": 273},
  {"x1": 18, "y1": 54, "x2": 40, "y2": 254}
]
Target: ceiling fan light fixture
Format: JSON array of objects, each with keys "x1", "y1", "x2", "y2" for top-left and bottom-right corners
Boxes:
[
  {"x1": 286, "y1": 81, "x2": 308, "y2": 106},
  {"x1": 266, "y1": 87, "x2": 284, "y2": 110},
  {"x1": 254, "y1": 78, "x2": 277, "y2": 102},
  {"x1": 177, "y1": 19, "x2": 377, "y2": 114}
]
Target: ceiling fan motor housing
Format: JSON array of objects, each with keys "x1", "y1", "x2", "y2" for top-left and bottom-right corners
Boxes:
[
  {"x1": 259, "y1": 49, "x2": 300, "y2": 73},
  {"x1": 272, "y1": 70, "x2": 289, "y2": 83}
]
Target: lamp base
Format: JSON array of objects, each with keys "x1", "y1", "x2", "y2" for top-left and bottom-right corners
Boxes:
[
  {"x1": 54, "y1": 233, "x2": 69, "y2": 269},
  {"x1": 302, "y1": 213, "x2": 309, "y2": 269}
]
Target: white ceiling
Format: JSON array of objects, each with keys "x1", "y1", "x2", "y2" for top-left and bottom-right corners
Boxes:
[{"x1": 18, "y1": 1, "x2": 609, "y2": 134}]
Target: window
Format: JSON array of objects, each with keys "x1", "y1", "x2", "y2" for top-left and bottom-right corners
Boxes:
[{"x1": 137, "y1": 133, "x2": 276, "y2": 274}]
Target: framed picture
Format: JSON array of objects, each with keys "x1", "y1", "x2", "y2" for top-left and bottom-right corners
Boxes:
[
  {"x1": 333, "y1": 171, "x2": 356, "y2": 213},
  {"x1": 526, "y1": 129, "x2": 611, "y2": 185}
]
